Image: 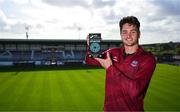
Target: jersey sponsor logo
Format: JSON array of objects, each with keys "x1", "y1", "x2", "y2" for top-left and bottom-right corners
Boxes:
[
  {"x1": 130, "y1": 60, "x2": 138, "y2": 67},
  {"x1": 112, "y1": 56, "x2": 118, "y2": 62}
]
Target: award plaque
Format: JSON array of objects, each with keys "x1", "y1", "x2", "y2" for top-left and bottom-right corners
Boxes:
[{"x1": 88, "y1": 33, "x2": 103, "y2": 58}]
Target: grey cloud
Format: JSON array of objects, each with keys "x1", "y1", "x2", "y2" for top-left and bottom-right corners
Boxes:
[
  {"x1": 102, "y1": 10, "x2": 119, "y2": 25},
  {"x1": 0, "y1": 17, "x2": 7, "y2": 31},
  {"x1": 63, "y1": 23, "x2": 84, "y2": 30},
  {"x1": 150, "y1": 0, "x2": 180, "y2": 16},
  {"x1": 92, "y1": 0, "x2": 116, "y2": 8},
  {"x1": 0, "y1": 9, "x2": 42, "y2": 34},
  {"x1": 43, "y1": 0, "x2": 116, "y2": 9},
  {"x1": 0, "y1": 12, "x2": 13, "y2": 33},
  {"x1": 0, "y1": 18, "x2": 31, "y2": 34},
  {"x1": 140, "y1": 0, "x2": 180, "y2": 33},
  {"x1": 46, "y1": 18, "x2": 58, "y2": 24},
  {"x1": 43, "y1": 0, "x2": 89, "y2": 8},
  {"x1": 63, "y1": 23, "x2": 77, "y2": 30},
  {"x1": 9, "y1": 22, "x2": 30, "y2": 34},
  {"x1": 36, "y1": 24, "x2": 44, "y2": 29},
  {"x1": 0, "y1": 10, "x2": 7, "y2": 31}
]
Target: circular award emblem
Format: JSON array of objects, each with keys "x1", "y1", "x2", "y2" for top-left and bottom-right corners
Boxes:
[{"x1": 90, "y1": 42, "x2": 100, "y2": 53}]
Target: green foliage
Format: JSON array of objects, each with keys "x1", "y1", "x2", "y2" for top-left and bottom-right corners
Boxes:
[
  {"x1": 175, "y1": 45, "x2": 180, "y2": 55},
  {"x1": 144, "y1": 42, "x2": 179, "y2": 56}
]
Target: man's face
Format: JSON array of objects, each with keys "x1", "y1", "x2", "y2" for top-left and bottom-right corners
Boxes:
[{"x1": 120, "y1": 23, "x2": 140, "y2": 46}]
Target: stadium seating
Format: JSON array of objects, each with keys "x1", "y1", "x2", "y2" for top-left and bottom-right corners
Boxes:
[
  {"x1": 0, "y1": 39, "x2": 120, "y2": 66},
  {"x1": 0, "y1": 50, "x2": 86, "y2": 66}
]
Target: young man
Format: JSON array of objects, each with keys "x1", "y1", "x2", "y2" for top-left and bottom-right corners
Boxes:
[{"x1": 85, "y1": 16, "x2": 156, "y2": 111}]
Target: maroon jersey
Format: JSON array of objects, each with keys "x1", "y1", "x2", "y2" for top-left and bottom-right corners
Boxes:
[{"x1": 85, "y1": 46, "x2": 156, "y2": 111}]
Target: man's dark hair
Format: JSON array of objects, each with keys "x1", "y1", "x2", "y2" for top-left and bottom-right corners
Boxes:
[{"x1": 119, "y1": 16, "x2": 140, "y2": 33}]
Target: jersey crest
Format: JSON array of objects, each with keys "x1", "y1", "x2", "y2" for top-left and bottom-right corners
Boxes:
[{"x1": 130, "y1": 60, "x2": 138, "y2": 67}]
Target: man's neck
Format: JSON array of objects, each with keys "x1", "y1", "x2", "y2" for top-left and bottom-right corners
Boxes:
[{"x1": 124, "y1": 44, "x2": 139, "y2": 54}]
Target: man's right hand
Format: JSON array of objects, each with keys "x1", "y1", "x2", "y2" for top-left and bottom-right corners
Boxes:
[{"x1": 95, "y1": 52, "x2": 112, "y2": 69}]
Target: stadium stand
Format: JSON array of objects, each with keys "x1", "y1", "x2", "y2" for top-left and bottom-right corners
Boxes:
[{"x1": 0, "y1": 39, "x2": 121, "y2": 66}]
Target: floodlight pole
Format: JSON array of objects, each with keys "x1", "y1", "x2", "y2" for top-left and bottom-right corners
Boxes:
[{"x1": 25, "y1": 26, "x2": 29, "y2": 39}]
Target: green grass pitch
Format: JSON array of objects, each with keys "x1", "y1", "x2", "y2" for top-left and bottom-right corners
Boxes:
[{"x1": 0, "y1": 64, "x2": 179, "y2": 111}]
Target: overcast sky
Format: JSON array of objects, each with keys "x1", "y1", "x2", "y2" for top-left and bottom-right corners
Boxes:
[{"x1": 0, "y1": 0, "x2": 180, "y2": 44}]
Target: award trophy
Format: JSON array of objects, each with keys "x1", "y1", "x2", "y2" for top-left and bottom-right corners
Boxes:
[{"x1": 88, "y1": 33, "x2": 103, "y2": 58}]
